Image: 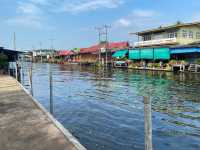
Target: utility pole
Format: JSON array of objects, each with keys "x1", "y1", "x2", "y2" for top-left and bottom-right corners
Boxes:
[
  {"x1": 95, "y1": 27, "x2": 103, "y2": 65},
  {"x1": 103, "y1": 25, "x2": 111, "y2": 67},
  {"x1": 13, "y1": 32, "x2": 16, "y2": 50}
]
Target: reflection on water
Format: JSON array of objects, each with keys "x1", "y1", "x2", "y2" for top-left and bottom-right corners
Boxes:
[{"x1": 22, "y1": 63, "x2": 200, "y2": 150}]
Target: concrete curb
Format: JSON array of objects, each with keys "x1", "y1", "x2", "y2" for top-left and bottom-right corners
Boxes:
[{"x1": 15, "y1": 77, "x2": 87, "y2": 150}]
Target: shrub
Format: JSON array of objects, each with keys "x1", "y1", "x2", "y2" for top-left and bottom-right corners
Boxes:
[
  {"x1": 0, "y1": 53, "x2": 8, "y2": 69},
  {"x1": 196, "y1": 58, "x2": 200, "y2": 65}
]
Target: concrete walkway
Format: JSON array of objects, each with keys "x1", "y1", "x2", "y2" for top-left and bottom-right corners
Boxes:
[{"x1": 0, "y1": 76, "x2": 86, "y2": 150}]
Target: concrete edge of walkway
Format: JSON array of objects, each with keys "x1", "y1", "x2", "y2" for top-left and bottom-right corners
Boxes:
[{"x1": 16, "y1": 77, "x2": 87, "y2": 150}]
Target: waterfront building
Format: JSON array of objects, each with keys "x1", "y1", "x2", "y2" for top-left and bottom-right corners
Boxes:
[
  {"x1": 127, "y1": 21, "x2": 200, "y2": 72},
  {"x1": 78, "y1": 41, "x2": 129, "y2": 64},
  {"x1": 130, "y1": 21, "x2": 200, "y2": 61},
  {"x1": 0, "y1": 47, "x2": 20, "y2": 62},
  {"x1": 0, "y1": 47, "x2": 21, "y2": 75},
  {"x1": 19, "y1": 51, "x2": 33, "y2": 62},
  {"x1": 32, "y1": 49, "x2": 56, "y2": 63},
  {"x1": 134, "y1": 21, "x2": 200, "y2": 48},
  {"x1": 56, "y1": 50, "x2": 75, "y2": 63}
]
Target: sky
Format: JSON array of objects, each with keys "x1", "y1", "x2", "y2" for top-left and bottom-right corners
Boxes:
[{"x1": 0, "y1": 0, "x2": 200, "y2": 51}]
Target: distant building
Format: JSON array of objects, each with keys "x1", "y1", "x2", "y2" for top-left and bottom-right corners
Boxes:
[
  {"x1": 56, "y1": 50, "x2": 75, "y2": 63},
  {"x1": 79, "y1": 41, "x2": 129, "y2": 64},
  {"x1": 133, "y1": 21, "x2": 200, "y2": 48},
  {"x1": 32, "y1": 49, "x2": 56, "y2": 62},
  {"x1": 19, "y1": 51, "x2": 33, "y2": 62}
]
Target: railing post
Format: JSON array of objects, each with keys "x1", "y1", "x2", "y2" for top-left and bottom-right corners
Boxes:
[
  {"x1": 29, "y1": 64, "x2": 33, "y2": 96},
  {"x1": 144, "y1": 96, "x2": 153, "y2": 150},
  {"x1": 49, "y1": 65, "x2": 53, "y2": 115},
  {"x1": 15, "y1": 62, "x2": 18, "y2": 80}
]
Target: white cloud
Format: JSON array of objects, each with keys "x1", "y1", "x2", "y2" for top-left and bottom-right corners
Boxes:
[
  {"x1": 6, "y1": 0, "x2": 125, "y2": 28},
  {"x1": 114, "y1": 9, "x2": 159, "y2": 29},
  {"x1": 6, "y1": 15, "x2": 42, "y2": 29},
  {"x1": 191, "y1": 13, "x2": 200, "y2": 22},
  {"x1": 60, "y1": 0, "x2": 124, "y2": 13},
  {"x1": 112, "y1": 9, "x2": 167, "y2": 46},
  {"x1": 6, "y1": 1, "x2": 44, "y2": 29},
  {"x1": 132, "y1": 9, "x2": 155, "y2": 18},
  {"x1": 115, "y1": 18, "x2": 131, "y2": 27},
  {"x1": 29, "y1": 0, "x2": 49, "y2": 5},
  {"x1": 17, "y1": 2, "x2": 42, "y2": 15}
]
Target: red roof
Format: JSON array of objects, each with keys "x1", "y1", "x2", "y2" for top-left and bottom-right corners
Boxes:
[
  {"x1": 80, "y1": 45, "x2": 99, "y2": 54},
  {"x1": 58, "y1": 50, "x2": 74, "y2": 56},
  {"x1": 108, "y1": 41, "x2": 129, "y2": 50},
  {"x1": 80, "y1": 41, "x2": 129, "y2": 54}
]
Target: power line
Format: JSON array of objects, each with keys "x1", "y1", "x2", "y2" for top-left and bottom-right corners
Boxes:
[
  {"x1": 103, "y1": 25, "x2": 111, "y2": 42},
  {"x1": 49, "y1": 38, "x2": 55, "y2": 50},
  {"x1": 95, "y1": 27, "x2": 103, "y2": 42},
  {"x1": 94, "y1": 25, "x2": 112, "y2": 67},
  {"x1": 103, "y1": 25, "x2": 111, "y2": 67},
  {"x1": 95, "y1": 27, "x2": 104, "y2": 64}
]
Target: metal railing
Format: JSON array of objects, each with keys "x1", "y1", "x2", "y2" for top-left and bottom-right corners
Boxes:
[{"x1": 134, "y1": 37, "x2": 177, "y2": 47}]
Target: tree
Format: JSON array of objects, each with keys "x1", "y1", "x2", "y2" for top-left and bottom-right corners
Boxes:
[{"x1": 0, "y1": 53, "x2": 8, "y2": 69}]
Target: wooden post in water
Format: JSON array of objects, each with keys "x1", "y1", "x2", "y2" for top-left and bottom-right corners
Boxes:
[
  {"x1": 49, "y1": 65, "x2": 53, "y2": 115},
  {"x1": 28, "y1": 64, "x2": 33, "y2": 96},
  {"x1": 144, "y1": 96, "x2": 153, "y2": 150}
]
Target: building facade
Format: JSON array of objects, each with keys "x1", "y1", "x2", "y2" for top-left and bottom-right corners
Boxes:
[
  {"x1": 32, "y1": 49, "x2": 56, "y2": 62},
  {"x1": 134, "y1": 22, "x2": 200, "y2": 47},
  {"x1": 127, "y1": 21, "x2": 200, "y2": 72},
  {"x1": 79, "y1": 42, "x2": 129, "y2": 64}
]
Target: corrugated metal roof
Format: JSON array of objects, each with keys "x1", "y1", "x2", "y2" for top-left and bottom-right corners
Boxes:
[
  {"x1": 80, "y1": 42, "x2": 129, "y2": 54},
  {"x1": 58, "y1": 50, "x2": 74, "y2": 56},
  {"x1": 132, "y1": 21, "x2": 200, "y2": 36}
]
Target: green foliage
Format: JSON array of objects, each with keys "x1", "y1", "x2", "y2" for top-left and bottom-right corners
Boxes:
[
  {"x1": 121, "y1": 57, "x2": 128, "y2": 61},
  {"x1": 152, "y1": 63, "x2": 160, "y2": 68},
  {"x1": 0, "y1": 53, "x2": 8, "y2": 69},
  {"x1": 197, "y1": 58, "x2": 200, "y2": 65},
  {"x1": 72, "y1": 48, "x2": 80, "y2": 51},
  {"x1": 169, "y1": 59, "x2": 178, "y2": 66}
]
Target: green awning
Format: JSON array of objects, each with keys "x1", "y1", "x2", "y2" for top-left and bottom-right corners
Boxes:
[
  {"x1": 154, "y1": 48, "x2": 170, "y2": 60},
  {"x1": 140, "y1": 48, "x2": 154, "y2": 59},
  {"x1": 112, "y1": 50, "x2": 128, "y2": 58},
  {"x1": 129, "y1": 49, "x2": 140, "y2": 60}
]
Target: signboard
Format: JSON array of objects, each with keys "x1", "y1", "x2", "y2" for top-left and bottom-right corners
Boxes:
[{"x1": 101, "y1": 48, "x2": 106, "y2": 53}]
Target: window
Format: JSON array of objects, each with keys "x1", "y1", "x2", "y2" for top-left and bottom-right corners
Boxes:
[
  {"x1": 196, "y1": 32, "x2": 200, "y2": 39},
  {"x1": 143, "y1": 35, "x2": 151, "y2": 41},
  {"x1": 182, "y1": 30, "x2": 188, "y2": 38},
  {"x1": 168, "y1": 32, "x2": 177, "y2": 38},
  {"x1": 189, "y1": 31, "x2": 193, "y2": 38}
]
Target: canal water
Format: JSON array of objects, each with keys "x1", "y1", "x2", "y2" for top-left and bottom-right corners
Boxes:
[{"x1": 21, "y1": 63, "x2": 200, "y2": 150}]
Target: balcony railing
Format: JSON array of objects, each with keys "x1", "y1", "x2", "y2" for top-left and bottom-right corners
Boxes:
[{"x1": 134, "y1": 38, "x2": 177, "y2": 47}]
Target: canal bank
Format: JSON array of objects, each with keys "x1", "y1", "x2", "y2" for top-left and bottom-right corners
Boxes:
[
  {"x1": 20, "y1": 63, "x2": 200, "y2": 150},
  {"x1": 0, "y1": 75, "x2": 86, "y2": 150}
]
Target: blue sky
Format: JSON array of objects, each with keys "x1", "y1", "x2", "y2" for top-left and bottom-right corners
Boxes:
[{"x1": 0, "y1": 0, "x2": 200, "y2": 50}]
